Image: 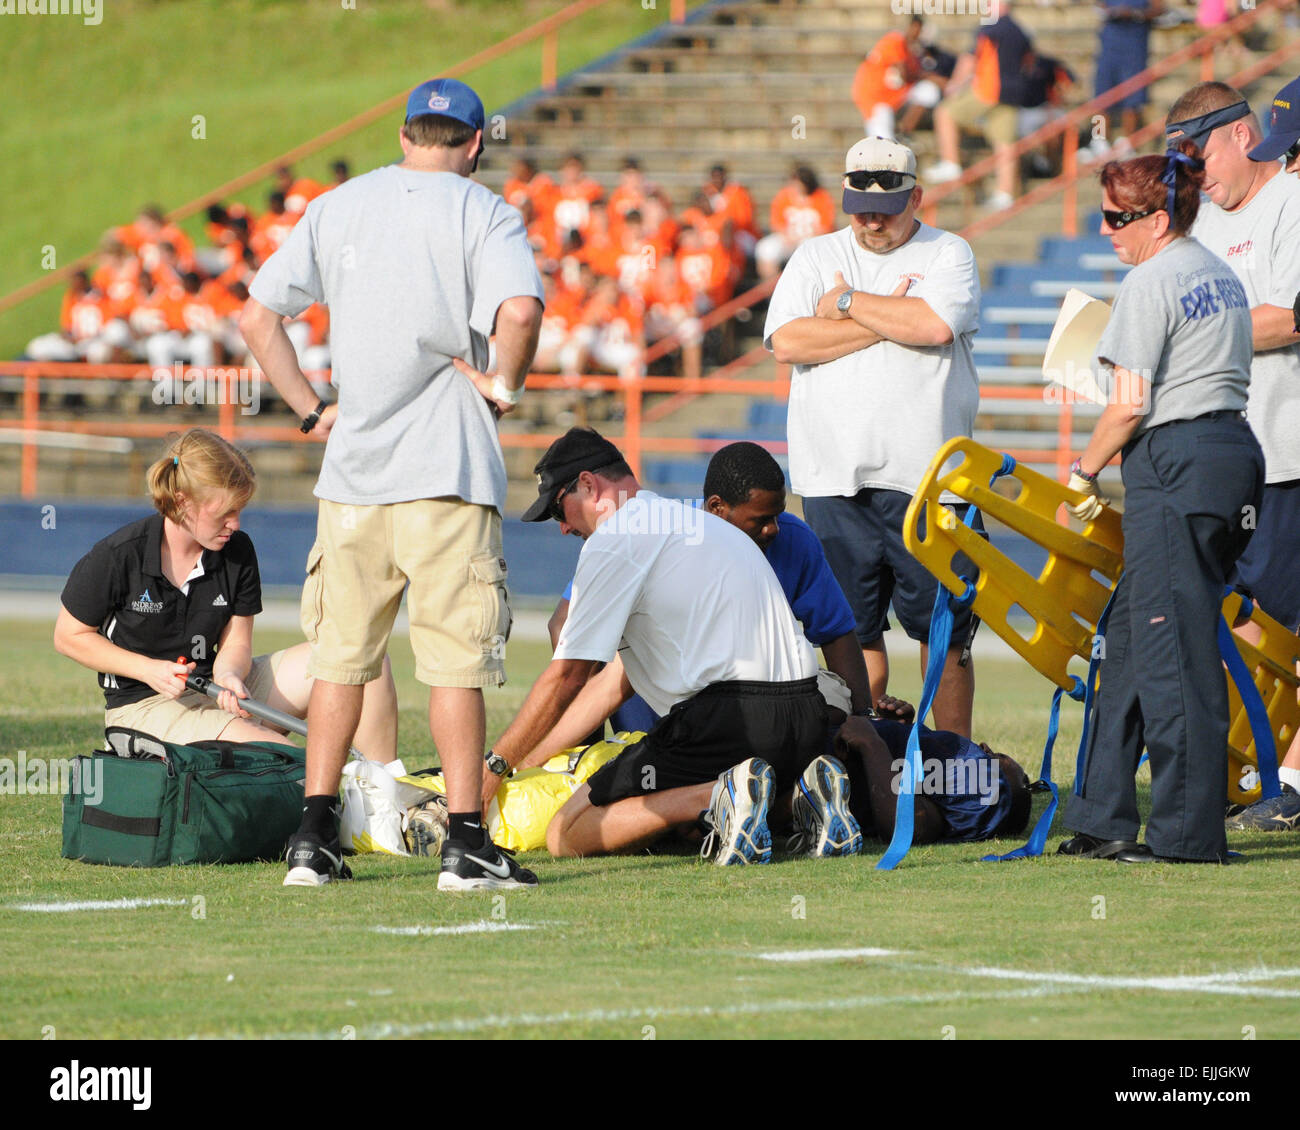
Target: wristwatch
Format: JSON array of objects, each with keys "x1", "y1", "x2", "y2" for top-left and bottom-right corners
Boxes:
[
  {"x1": 1070, "y1": 458, "x2": 1098, "y2": 483},
  {"x1": 299, "y1": 398, "x2": 329, "y2": 434},
  {"x1": 836, "y1": 289, "x2": 856, "y2": 314},
  {"x1": 485, "y1": 749, "x2": 510, "y2": 777}
]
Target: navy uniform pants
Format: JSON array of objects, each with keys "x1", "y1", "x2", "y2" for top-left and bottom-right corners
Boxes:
[{"x1": 1065, "y1": 413, "x2": 1264, "y2": 861}]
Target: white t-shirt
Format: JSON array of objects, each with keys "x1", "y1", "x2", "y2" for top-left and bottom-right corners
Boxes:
[
  {"x1": 763, "y1": 223, "x2": 981, "y2": 498},
  {"x1": 250, "y1": 165, "x2": 544, "y2": 508},
  {"x1": 1191, "y1": 169, "x2": 1300, "y2": 484},
  {"x1": 554, "y1": 491, "x2": 818, "y2": 717}
]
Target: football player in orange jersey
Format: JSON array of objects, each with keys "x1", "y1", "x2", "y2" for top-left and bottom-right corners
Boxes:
[{"x1": 756, "y1": 166, "x2": 835, "y2": 280}]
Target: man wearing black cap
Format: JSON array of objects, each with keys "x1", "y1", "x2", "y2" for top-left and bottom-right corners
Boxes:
[
  {"x1": 763, "y1": 137, "x2": 982, "y2": 740},
  {"x1": 241, "y1": 78, "x2": 545, "y2": 890},
  {"x1": 479, "y1": 428, "x2": 850, "y2": 864}
]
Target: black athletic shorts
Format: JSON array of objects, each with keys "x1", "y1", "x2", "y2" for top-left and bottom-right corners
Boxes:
[{"x1": 585, "y1": 677, "x2": 827, "y2": 807}]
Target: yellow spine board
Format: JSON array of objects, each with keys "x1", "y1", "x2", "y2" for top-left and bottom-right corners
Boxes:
[{"x1": 906, "y1": 437, "x2": 1300, "y2": 805}]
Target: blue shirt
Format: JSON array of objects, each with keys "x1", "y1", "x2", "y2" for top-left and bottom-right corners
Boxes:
[{"x1": 763, "y1": 513, "x2": 856, "y2": 647}]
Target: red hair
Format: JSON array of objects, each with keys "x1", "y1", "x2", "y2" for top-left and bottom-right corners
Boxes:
[{"x1": 1099, "y1": 155, "x2": 1204, "y2": 236}]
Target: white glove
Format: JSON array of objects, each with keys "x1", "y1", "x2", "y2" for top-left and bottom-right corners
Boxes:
[{"x1": 1067, "y1": 470, "x2": 1107, "y2": 522}]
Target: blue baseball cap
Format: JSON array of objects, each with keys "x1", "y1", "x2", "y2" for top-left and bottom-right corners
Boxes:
[
  {"x1": 404, "y1": 78, "x2": 485, "y2": 133},
  {"x1": 1249, "y1": 76, "x2": 1300, "y2": 162}
]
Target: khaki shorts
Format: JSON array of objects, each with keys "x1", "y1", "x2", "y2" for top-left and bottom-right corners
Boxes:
[
  {"x1": 943, "y1": 87, "x2": 1019, "y2": 149},
  {"x1": 301, "y1": 497, "x2": 510, "y2": 688},
  {"x1": 103, "y1": 651, "x2": 284, "y2": 745}
]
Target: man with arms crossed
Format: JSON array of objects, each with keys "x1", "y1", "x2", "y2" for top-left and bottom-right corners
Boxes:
[
  {"x1": 765, "y1": 137, "x2": 982, "y2": 737},
  {"x1": 241, "y1": 78, "x2": 544, "y2": 890}
]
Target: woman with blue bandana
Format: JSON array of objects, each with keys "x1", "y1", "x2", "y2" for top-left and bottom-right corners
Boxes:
[{"x1": 1055, "y1": 152, "x2": 1264, "y2": 864}]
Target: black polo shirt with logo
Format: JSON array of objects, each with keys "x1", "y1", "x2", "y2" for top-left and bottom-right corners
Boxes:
[{"x1": 60, "y1": 514, "x2": 263, "y2": 708}]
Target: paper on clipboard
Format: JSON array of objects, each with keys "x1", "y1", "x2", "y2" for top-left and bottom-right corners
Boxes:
[{"x1": 1042, "y1": 288, "x2": 1112, "y2": 406}]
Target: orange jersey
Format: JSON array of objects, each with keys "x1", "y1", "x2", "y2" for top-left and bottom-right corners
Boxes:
[
  {"x1": 551, "y1": 179, "x2": 605, "y2": 241},
  {"x1": 505, "y1": 173, "x2": 558, "y2": 224},
  {"x1": 852, "y1": 31, "x2": 920, "y2": 116},
  {"x1": 251, "y1": 212, "x2": 298, "y2": 261},
  {"x1": 712, "y1": 182, "x2": 758, "y2": 238},
  {"x1": 769, "y1": 187, "x2": 835, "y2": 243},
  {"x1": 179, "y1": 293, "x2": 222, "y2": 336},
  {"x1": 677, "y1": 244, "x2": 733, "y2": 307},
  {"x1": 295, "y1": 303, "x2": 330, "y2": 348},
  {"x1": 60, "y1": 289, "x2": 106, "y2": 339},
  {"x1": 284, "y1": 178, "x2": 326, "y2": 214},
  {"x1": 91, "y1": 258, "x2": 142, "y2": 321}
]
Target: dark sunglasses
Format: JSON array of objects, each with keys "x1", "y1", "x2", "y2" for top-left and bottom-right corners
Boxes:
[
  {"x1": 1101, "y1": 207, "x2": 1157, "y2": 230},
  {"x1": 549, "y1": 474, "x2": 581, "y2": 522},
  {"x1": 844, "y1": 169, "x2": 911, "y2": 192},
  {"x1": 1286, "y1": 138, "x2": 1300, "y2": 164}
]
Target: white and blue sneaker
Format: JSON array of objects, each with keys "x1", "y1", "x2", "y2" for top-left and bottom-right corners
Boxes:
[
  {"x1": 789, "y1": 755, "x2": 863, "y2": 857},
  {"x1": 701, "y1": 758, "x2": 775, "y2": 865}
]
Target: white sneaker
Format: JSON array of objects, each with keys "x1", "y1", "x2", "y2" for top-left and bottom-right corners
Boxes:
[
  {"x1": 984, "y1": 190, "x2": 1015, "y2": 211},
  {"x1": 700, "y1": 758, "x2": 775, "y2": 865},
  {"x1": 923, "y1": 159, "x2": 963, "y2": 185}
]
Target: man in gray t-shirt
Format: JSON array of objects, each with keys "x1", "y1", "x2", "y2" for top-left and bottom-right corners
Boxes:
[
  {"x1": 1166, "y1": 82, "x2": 1300, "y2": 635},
  {"x1": 241, "y1": 78, "x2": 544, "y2": 891}
]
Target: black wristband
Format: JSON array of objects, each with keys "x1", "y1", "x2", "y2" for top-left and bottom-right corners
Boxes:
[{"x1": 299, "y1": 399, "x2": 328, "y2": 434}]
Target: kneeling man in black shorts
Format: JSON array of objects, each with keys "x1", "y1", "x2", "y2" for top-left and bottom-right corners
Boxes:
[{"x1": 480, "y1": 428, "x2": 843, "y2": 864}]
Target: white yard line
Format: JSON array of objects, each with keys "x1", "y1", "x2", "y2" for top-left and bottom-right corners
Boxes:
[
  {"x1": 9, "y1": 897, "x2": 190, "y2": 913},
  {"x1": 371, "y1": 921, "x2": 539, "y2": 937},
  {"x1": 753, "y1": 947, "x2": 901, "y2": 962},
  {"x1": 253, "y1": 984, "x2": 1071, "y2": 1040}
]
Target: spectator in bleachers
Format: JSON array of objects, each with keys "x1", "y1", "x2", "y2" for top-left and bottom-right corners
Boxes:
[
  {"x1": 926, "y1": 0, "x2": 1033, "y2": 210},
  {"x1": 91, "y1": 237, "x2": 143, "y2": 325},
  {"x1": 274, "y1": 164, "x2": 326, "y2": 215},
  {"x1": 1019, "y1": 52, "x2": 1078, "y2": 177},
  {"x1": 756, "y1": 165, "x2": 835, "y2": 280},
  {"x1": 676, "y1": 223, "x2": 734, "y2": 311},
  {"x1": 551, "y1": 152, "x2": 606, "y2": 257},
  {"x1": 852, "y1": 16, "x2": 943, "y2": 141},
  {"x1": 1088, "y1": 1, "x2": 1160, "y2": 164},
  {"x1": 608, "y1": 157, "x2": 654, "y2": 232},
  {"x1": 504, "y1": 156, "x2": 556, "y2": 226},
  {"x1": 251, "y1": 192, "x2": 298, "y2": 261},
  {"x1": 582, "y1": 275, "x2": 643, "y2": 381},
  {"x1": 115, "y1": 206, "x2": 195, "y2": 278},
  {"x1": 703, "y1": 164, "x2": 759, "y2": 264},
  {"x1": 645, "y1": 255, "x2": 703, "y2": 382},
  {"x1": 26, "y1": 272, "x2": 108, "y2": 363}
]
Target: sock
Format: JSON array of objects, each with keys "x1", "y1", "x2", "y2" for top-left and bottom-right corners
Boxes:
[
  {"x1": 449, "y1": 812, "x2": 486, "y2": 845},
  {"x1": 1278, "y1": 767, "x2": 1300, "y2": 794},
  {"x1": 300, "y1": 794, "x2": 339, "y2": 838}
]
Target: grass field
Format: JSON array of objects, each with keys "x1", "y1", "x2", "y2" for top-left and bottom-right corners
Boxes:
[{"x1": 3, "y1": 616, "x2": 1299, "y2": 1042}]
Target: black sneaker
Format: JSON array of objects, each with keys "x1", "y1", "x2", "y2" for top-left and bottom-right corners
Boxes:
[
  {"x1": 438, "y1": 836, "x2": 539, "y2": 891},
  {"x1": 283, "y1": 832, "x2": 353, "y2": 887}
]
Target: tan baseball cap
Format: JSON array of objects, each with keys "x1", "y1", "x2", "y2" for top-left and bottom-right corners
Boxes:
[{"x1": 842, "y1": 137, "x2": 918, "y2": 215}]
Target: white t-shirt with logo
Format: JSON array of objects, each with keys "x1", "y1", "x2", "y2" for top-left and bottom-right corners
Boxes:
[
  {"x1": 554, "y1": 491, "x2": 818, "y2": 717},
  {"x1": 763, "y1": 222, "x2": 981, "y2": 498},
  {"x1": 1192, "y1": 169, "x2": 1300, "y2": 484}
]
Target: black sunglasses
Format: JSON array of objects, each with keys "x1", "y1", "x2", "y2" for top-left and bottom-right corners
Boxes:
[
  {"x1": 1101, "y1": 207, "x2": 1157, "y2": 230},
  {"x1": 844, "y1": 169, "x2": 911, "y2": 192},
  {"x1": 549, "y1": 474, "x2": 581, "y2": 522},
  {"x1": 1286, "y1": 138, "x2": 1300, "y2": 164}
]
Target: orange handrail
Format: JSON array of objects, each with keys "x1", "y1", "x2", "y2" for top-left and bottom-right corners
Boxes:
[{"x1": 0, "y1": 0, "x2": 695, "y2": 318}]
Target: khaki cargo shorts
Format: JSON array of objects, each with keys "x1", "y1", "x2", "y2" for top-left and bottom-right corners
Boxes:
[
  {"x1": 943, "y1": 86, "x2": 1019, "y2": 149},
  {"x1": 301, "y1": 497, "x2": 510, "y2": 688},
  {"x1": 103, "y1": 651, "x2": 283, "y2": 744}
]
